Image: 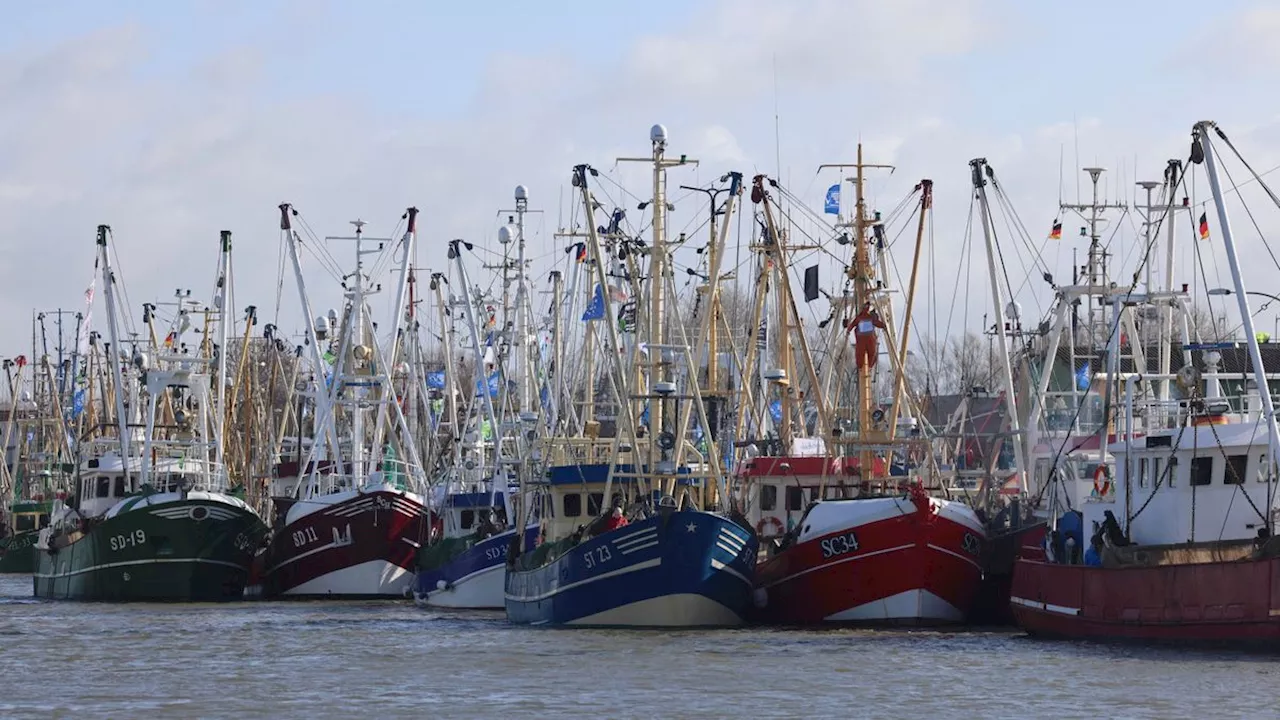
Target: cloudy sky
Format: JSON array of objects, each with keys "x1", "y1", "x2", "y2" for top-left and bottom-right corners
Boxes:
[{"x1": 4, "y1": 0, "x2": 1280, "y2": 358}]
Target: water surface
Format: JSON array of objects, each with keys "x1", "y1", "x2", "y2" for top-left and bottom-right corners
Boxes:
[{"x1": 0, "y1": 575, "x2": 1272, "y2": 719}]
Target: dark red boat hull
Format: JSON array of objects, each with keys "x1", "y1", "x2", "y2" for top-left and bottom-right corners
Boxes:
[
  {"x1": 1011, "y1": 557, "x2": 1280, "y2": 644},
  {"x1": 261, "y1": 490, "x2": 432, "y2": 598}
]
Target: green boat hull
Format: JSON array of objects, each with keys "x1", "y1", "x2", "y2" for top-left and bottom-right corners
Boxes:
[
  {"x1": 33, "y1": 498, "x2": 268, "y2": 601},
  {"x1": 0, "y1": 531, "x2": 38, "y2": 573}
]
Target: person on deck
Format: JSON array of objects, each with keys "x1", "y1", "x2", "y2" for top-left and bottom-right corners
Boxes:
[
  {"x1": 603, "y1": 506, "x2": 628, "y2": 532},
  {"x1": 849, "y1": 302, "x2": 886, "y2": 370}
]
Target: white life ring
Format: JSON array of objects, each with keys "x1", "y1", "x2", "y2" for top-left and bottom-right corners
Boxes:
[{"x1": 756, "y1": 515, "x2": 785, "y2": 537}]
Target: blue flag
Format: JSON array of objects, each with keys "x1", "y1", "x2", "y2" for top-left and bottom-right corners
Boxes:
[
  {"x1": 70, "y1": 388, "x2": 85, "y2": 419},
  {"x1": 1075, "y1": 364, "x2": 1090, "y2": 390},
  {"x1": 425, "y1": 371, "x2": 446, "y2": 390},
  {"x1": 477, "y1": 371, "x2": 502, "y2": 397},
  {"x1": 582, "y1": 283, "x2": 605, "y2": 321},
  {"x1": 769, "y1": 400, "x2": 783, "y2": 424},
  {"x1": 824, "y1": 184, "x2": 840, "y2": 215}
]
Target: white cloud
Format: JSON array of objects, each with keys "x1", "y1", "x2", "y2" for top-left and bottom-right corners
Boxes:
[{"x1": 3, "y1": 0, "x2": 1280, "y2": 361}]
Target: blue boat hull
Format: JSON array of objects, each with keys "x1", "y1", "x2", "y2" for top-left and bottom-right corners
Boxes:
[
  {"x1": 504, "y1": 510, "x2": 757, "y2": 626},
  {"x1": 414, "y1": 526, "x2": 538, "y2": 609}
]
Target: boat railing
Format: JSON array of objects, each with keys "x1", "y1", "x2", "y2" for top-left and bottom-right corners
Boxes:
[
  {"x1": 542, "y1": 437, "x2": 618, "y2": 467},
  {"x1": 298, "y1": 457, "x2": 428, "y2": 497}
]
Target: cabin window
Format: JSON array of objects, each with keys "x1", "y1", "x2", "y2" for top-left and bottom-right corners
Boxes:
[
  {"x1": 15, "y1": 514, "x2": 35, "y2": 532},
  {"x1": 1137, "y1": 458, "x2": 1148, "y2": 488},
  {"x1": 95, "y1": 477, "x2": 110, "y2": 498},
  {"x1": 587, "y1": 493, "x2": 604, "y2": 516},
  {"x1": 38, "y1": 514, "x2": 48, "y2": 528},
  {"x1": 1167, "y1": 457, "x2": 1177, "y2": 487},
  {"x1": 563, "y1": 493, "x2": 582, "y2": 518},
  {"x1": 1152, "y1": 458, "x2": 1162, "y2": 488},
  {"x1": 113, "y1": 476, "x2": 126, "y2": 497},
  {"x1": 785, "y1": 486, "x2": 804, "y2": 512},
  {"x1": 1258, "y1": 454, "x2": 1270, "y2": 483},
  {"x1": 460, "y1": 510, "x2": 475, "y2": 530},
  {"x1": 808, "y1": 487, "x2": 821, "y2": 503},
  {"x1": 1190, "y1": 456, "x2": 1213, "y2": 487},
  {"x1": 760, "y1": 485, "x2": 778, "y2": 512},
  {"x1": 1225, "y1": 455, "x2": 1248, "y2": 485}
]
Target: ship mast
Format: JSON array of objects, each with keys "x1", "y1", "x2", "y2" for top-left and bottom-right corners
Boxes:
[{"x1": 616, "y1": 125, "x2": 697, "y2": 474}]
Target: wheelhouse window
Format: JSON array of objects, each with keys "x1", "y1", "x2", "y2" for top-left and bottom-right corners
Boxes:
[
  {"x1": 460, "y1": 510, "x2": 475, "y2": 530},
  {"x1": 1225, "y1": 455, "x2": 1248, "y2": 485},
  {"x1": 95, "y1": 476, "x2": 110, "y2": 498},
  {"x1": 760, "y1": 485, "x2": 778, "y2": 512},
  {"x1": 785, "y1": 486, "x2": 803, "y2": 512},
  {"x1": 1190, "y1": 456, "x2": 1213, "y2": 487},
  {"x1": 1137, "y1": 458, "x2": 1148, "y2": 488},
  {"x1": 1167, "y1": 457, "x2": 1178, "y2": 487},
  {"x1": 1258, "y1": 454, "x2": 1270, "y2": 483},
  {"x1": 14, "y1": 514, "x2": 35, "y2": 532},
  {"x1": 587, "y1": 493, "x2": 604, "y2": 516},
  {"x1": 562, "y1": 493, "x2": 582, "y2": 518},
  {"x1": 113, "y1": 476, "x2": 126, "y2": 497}
]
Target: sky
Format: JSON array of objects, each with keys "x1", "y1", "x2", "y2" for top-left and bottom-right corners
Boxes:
[{"x1": 4, "y1": 0, "x2": 1280, "y2": 360}]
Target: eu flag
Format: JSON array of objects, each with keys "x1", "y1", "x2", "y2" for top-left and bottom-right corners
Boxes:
[{"x1": 824, "y1": 184, "x2": 840, "y2": 215}]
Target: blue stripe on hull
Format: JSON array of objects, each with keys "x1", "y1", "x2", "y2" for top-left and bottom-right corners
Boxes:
[
  {"x1": 414, "y1": 526, "x2": 537, "y2": 606},
  {"x1": 504, "y1": 510, "x2": 757, "y2": 627}
]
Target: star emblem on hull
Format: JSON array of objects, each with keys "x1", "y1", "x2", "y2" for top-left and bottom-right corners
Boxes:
[{"x1": 686, "y1": 522, "x2": 697, "y2": 533}]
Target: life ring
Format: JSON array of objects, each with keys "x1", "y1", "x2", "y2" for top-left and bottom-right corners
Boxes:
[
  {"x1": 756, "y1": 516, "x2": 785, "y2": 537},
  {"x1": 1092, "y1": 465, "x2": 1112, "y2": 496}
]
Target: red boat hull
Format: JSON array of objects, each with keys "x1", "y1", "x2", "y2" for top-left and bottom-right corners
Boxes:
[
  {"x1": 1010, "y1": 557, "x2": 1280, "y2": 643},
  {"x1": 261, "y1": 490, "x2": 431, "y2": 598},
  {"x1": 754, "y1": 496, "x2": 986, "y2": 624}
]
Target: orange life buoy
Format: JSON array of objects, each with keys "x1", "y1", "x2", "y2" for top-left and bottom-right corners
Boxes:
[
  {"x1": 1093, "y1": 465, "x2": 1112, "y2": 497},
  {"x1": 756, "y1": 516, "x2": 785, "y2": 537}
]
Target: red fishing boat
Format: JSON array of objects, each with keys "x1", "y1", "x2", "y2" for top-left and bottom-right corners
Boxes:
[
  {"x1": 261, "y1": 473, "x2": 432, "y2": 598},
  {"x1": 1011, "y1": 122, "x2": 1280, "y2": 646},
  {"x1": 750, "y1": 469, "x2": 986, "y2": 623}
]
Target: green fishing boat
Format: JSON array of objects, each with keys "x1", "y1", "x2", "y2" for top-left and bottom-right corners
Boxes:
[
  {"x1": 0, "y1": 499, "x2": 52, "y2": 573},
  {"x1": 34, "y1": 454, "x2": 266, "y2": 601}
]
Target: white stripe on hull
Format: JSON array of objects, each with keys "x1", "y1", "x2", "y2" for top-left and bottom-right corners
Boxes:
[
  {"x1": 34, "y1": 557, "x2": 245, "y2": 579},
  {"x1": 823, "y1": 588, "x2": 963, "y2": 623},
  {"x1": 567, "y1": 592, "x2": 743, "y2": 627},
  {"x1": 283, "y1": 559, "x2": 413, "y2": 597},
  {"x1": 416, "y1": 564, "x2": 506, "y2": 609}
]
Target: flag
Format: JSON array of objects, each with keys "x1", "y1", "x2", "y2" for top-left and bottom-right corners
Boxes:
[
  {"x1": 1049, "y1": 220, "x2": 1062, "y2": 240},
  {"x1": 14, "y1": 355, "x2": 26, "y2": 369},
  {"x1": 824, "y1": 184, "x2": 840, "y2": 215},
  {"x1": 476, "y1": 371, "x2": 502, "y2": 397},
  {"x1": 77, "y1": 278, "x2": 95, "y2": 357},
  {"x1": 769, "y1": 400, "x2": 783, "y2": 424},
  {"x1": 575, "y1": 243, "x2": 587, "y2": 263},
  {"x1": 582, "y1": 284, "x2": 605, "y2": 321},
  {"x1": 1075, "y1": 364, "x2": 1090, "y2": 391},
  {"x1": 1198, "y1": 212, "x2": 1210, "y2": 241},
  {"x1": 71, "y1": 389, "x2": 85, "y2": 418},
  {"x1": 425, "y1": 371, "x2": 446, "y2": 389},
  {"x1": 617, "y1": 301, "x2": 636, "y2": 333},
  {"x1": 756, "y1": 315, "x2": 768, "y2": 350},
  {"x1": 803, "y1": 265, "x2": 819, "y2": 303},
  {"x1": 164, "y1": 331, "x2": 176, "y2": 347}
]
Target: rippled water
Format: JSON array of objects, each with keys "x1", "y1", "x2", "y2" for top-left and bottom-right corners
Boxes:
[{"x1": 0, "y1": 575, "x2": 1274, "y2": 719}]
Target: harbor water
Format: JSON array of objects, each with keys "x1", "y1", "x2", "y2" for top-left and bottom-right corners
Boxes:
[{"x1": 0, "y1": 575, "x2": 1274, "y2": 719}]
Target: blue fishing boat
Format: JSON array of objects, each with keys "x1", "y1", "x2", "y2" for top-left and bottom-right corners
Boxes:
[
  {"x1": 414, "y1": 490, "x2": 538, "y2": 609},
  {"x1": 505, "y1": 466, "x2": 756, "y2": 625},
  {"x1": 505, "y1": 136, "x2": 756, "y2": 626}
]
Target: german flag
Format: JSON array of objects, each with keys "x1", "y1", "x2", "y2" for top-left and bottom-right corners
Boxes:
[
  {"x1": 575, "y1": 242, "x2": 587, "y2": 263},
  {"x1": 1049, "y1": 220, "x2": 1062, "y2": 240},
  {"x1": 1198, "y1": 212, "x2": 1210, "y2": 241}
]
